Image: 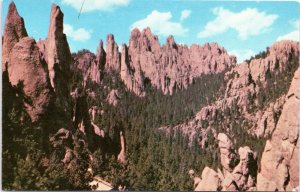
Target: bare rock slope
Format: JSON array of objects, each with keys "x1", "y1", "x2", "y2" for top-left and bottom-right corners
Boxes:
[{"x1": 257, "y1": 68, "x2": 300, "y2": 191}]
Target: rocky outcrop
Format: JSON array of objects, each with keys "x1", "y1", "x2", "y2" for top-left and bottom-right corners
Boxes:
[
  {"x1": 218, "y1": 133, "x2": 238, "y2": 172},
  {"x1": 72, "y1": 50, "x2": 97, "y2": 85},
  {"x1": 105, "y1": 34, "x2": 120, "y2": 71},
  {"x1": 117, "y1": 131, "x2": 126, "y2": 163},
  {"x1": 232, "y1": 146, "x2": 257, "y2": 190},
  {"x1": 257, "y1": 68, "x2": 300, "y2": 191},
  {"x1": 96, "y1": 40, "x2": 106, "y2": 81},
  {"x1": 7, "y1": 37, "x2": 52, "y2": 122},
  {"x1": 106, "y1": 89, "x2": 119, "y2": 106},
  {"x1": 163, "y1": 40, "x2": 299, "y2": 145},
  {"x1": 255, "y1": 95, "x2": 285, "y2": 137},
  {"x1": 2, "y1": 1, "x2": 28, "y2": 71},
  {"x1": 194, "y1": 133, "x2": 258, "y2": 191},
  {"x1": 123, "y1": 28, "x2": 236, "y2": 96},
  {"x1": 218, "y1": 135, "x2": 256, "y2": 191},
  {"x1": 72, "y1": 27, "x2": 235, "y2": 96},
  {"x1": 195, "y1": 167, "x2": 220, "y2": 191},
  {"x1": 45, "y1": 4, "x2": 72, "y2": 118}
]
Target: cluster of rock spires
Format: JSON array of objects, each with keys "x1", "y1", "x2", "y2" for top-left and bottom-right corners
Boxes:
[
  {"x1": 192, "y1": 67, "x2": 299, "y2": 191},
  {"x1": 172, "y1": 40, "x2": 299, "y2": 191},
  {"x1": 164, "y1": 40, "x2": 299, "y2": 144},
  {"x1": 2, "y1": 1, "x2": 299, "y2": 191},
  {"x1": 192, "y1": 133, "x2": 257, "y2": 191},
  {"x1": 75, "y1": 28, "x2": 236, "y2": 96},
  {"x1": 3, "y1": 2, "x2": 53, "y2": 123}
]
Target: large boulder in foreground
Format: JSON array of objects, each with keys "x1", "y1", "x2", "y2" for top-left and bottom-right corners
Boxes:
[
  {"x1": 8, "y1": 37, "x2": 52, "y2": 122},
  {"x1": 195, "y1": 167, "x2": 220, "y2": 191}
]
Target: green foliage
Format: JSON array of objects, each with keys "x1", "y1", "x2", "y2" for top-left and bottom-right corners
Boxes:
[
  {"x1": 257, "y1": 50, "x2": 299, "y2": 110},
  {"x1": 245, "y1": 47, "x2": 269, "y2": 63},
  {"x1": 81, "y1": 71, "x2": 226, "y2": 190},
  {"x1": 2, "y1": 109, "x2": 90, "y2": 190}
]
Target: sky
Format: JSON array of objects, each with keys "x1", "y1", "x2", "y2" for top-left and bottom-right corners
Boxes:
[{"x1": 2, "y1": 0, "x2": 299, "y2": 63}]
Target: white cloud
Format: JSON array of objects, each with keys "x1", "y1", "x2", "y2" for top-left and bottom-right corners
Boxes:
[
  {"x1": 131, "y1": 10, "x2": 189, "y2": 37},
  {"x1": 277, "y1": 20, "x2": 299, "y2": 41},
  {"x1": 198, "y1": 7, "x2": 278, "y2": 40},
  {"x1": 64, "y1": 24, "x2": 92, "y2": 42},
  {"x1": 61, "y1": 0, "x2": 130, "y2": 12},
  {"x1": 277, "y1": 31, "x2": 299, "y2": 42},
  {"x1": 229, "y1": 49, "x2": 256, "y2": 64},
  {"x1": 180, "y1": 9, "x2": 191, "y2": 21}
]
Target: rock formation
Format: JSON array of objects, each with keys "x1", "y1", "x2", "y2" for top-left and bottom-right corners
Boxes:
[
  {"x1": 96, "y1": 40, "x2": 106, "y2": 81},
  {"x1": 2, "y1": 1, "x2": 28, "y2": 71},
  {"x1": 232, "y1": 146, "x2": 257, "y2": 190},
  {"x1": 257, "y1": 68, "x2": 300, "y2": 191},
  {"x1": 107, "y1": 89, "x2": 119, "y2": 106},
  {"x1": 7, "y1": 37, "x2": 52, "y2": 122},
  {"x1": 45, "y1": 4, "x2": 72, "y2": 118},
  {"x1": 217, "y1": 133, "x2": 238, "y2": 172},
  {"x1": 163, "y1": 40, "x2": 299, "y2": 144},
  {"x1": 195, "y1": 167, "x2": 220, "y2": 191},
  {"x1": 194, "y1": 133, "x2": 258, "y2": 191},
  {"x1": 73, "y1": 27, "x2": 236, "y2": 96},
  {"x1": 3, "y1": 2, "x2": 52, "y2": 122},
  {"x1": 105, "y1": 34, "x2": 120, "y2": 71},
  {"x1": 117, "y1": 131, "x2": 126, "y2": 163},
  {"x1": 122, "y1": 28, "x2": 236, "y2": 96}
]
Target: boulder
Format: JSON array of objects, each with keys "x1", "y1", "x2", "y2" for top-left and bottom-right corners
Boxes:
[
  {"x1": 195, "y1": 167, "x2": 220, "y2": 191},
  {"x1": 8, "y1": 37, "x2": 52, "y2": 122}
]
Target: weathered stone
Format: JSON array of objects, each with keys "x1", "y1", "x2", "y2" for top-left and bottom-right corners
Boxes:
[
  {"x1": 2, "y1": 1, "x2": 28, "y2": 71},
  {"x1": 8, "y1": 37, "x2": 52, "y2": 122}
]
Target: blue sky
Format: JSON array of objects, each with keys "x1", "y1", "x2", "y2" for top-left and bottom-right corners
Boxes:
[{"x1": 2, "y1": 0, "x2": 299, "y2": 63}]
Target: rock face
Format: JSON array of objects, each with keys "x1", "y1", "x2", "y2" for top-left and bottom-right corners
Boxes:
[
  {"x1": 3, "y1": 2, "x2": 52, "y2": 122},
  {"x1": 218, "y1": 133, "x2": 238, "y2": 172},
  {"x1": 2, "y1": 1, "x2": 28, "y2": 71},
  {"x1": 232, "y1": 146, "x2": 257, "y2": 190},
  {"x1": 194, "y1": 133, "x2": 258, "y2": 191},
  {"x1": 164, "y1": 40, "x2": 299, "y2": 145},
  {"x1": 122, "y1": 28, "x2": 236, "y2": 96},
  {"x1": 3, "y1": 2, "x2": 74, "y2": 126},
  {"x1": 117, "y1": 131, "x2": 126, "y2": 163},
  {"x1": 96, "y1": 40, "x2": 106, "y2": 81},
  {"x1": 74, "y1": 28, "x2": 236, "y2": 96},
  {"x1": 257, "y1": 68, "x2": 300, "y2": 191},
  {"x1": 8, "y1": 37, "x2": 52, "y2": 122},
  {"x1": 73, "y1": 28, "x2": 235, "y2": 96},
  {"x1": 106, "y1": 89, "x2": 119, "y2": 106},
  {"x1": 182, "y1": 41, "x2": 299, "y2": 191},
  {"x1": 195, "y1": 167, "x2": 220, "y2": 191},
  {"x1": 45, "y1": 4, "x2": 72, "y2": 118},
  {"x1": 106, "y1": 34, "x2": 120, "y2": 71}
]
